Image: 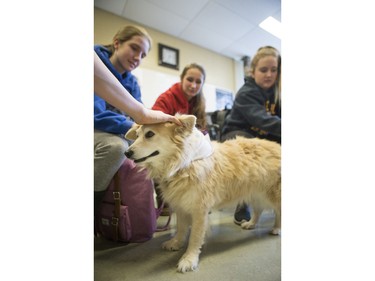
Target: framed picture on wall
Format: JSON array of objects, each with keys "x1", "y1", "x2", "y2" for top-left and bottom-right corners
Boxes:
[
  {"x1": 216, "y1": 89, "x2": 233, "y2": 110},
  {"x1": 158, "y1": 43, "x2": 179, "y2": 70}
]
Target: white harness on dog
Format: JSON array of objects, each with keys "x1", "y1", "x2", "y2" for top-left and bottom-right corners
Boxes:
[{"x1": 190, "y1": 128, "x2": 214, "y2": 161}]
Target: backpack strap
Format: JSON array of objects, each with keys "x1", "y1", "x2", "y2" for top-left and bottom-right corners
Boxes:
[
  {"x1": 111, "y1": 171, "x2": 121, "y2": 242},
  {"x1": 155, "y1": 201, "x2": 172, "y2": 232}
]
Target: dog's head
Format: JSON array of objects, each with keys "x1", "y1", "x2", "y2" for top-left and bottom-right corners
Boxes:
[{"x1": 124, "y1": 114, "x2": 197, "y2": 178}]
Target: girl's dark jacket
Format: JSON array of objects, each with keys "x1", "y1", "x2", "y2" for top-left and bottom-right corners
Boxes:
[{"x1": 221, "y1": 76, "x2": 281, "y2": 142}]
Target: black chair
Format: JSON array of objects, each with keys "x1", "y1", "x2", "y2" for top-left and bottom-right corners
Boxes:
[{"x1": 208, "y1": 109, "x2": 231, "y2": 141}]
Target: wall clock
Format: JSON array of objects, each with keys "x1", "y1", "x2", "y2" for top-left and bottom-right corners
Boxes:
[{"x1": 158, "y1": 43, "x2": 179, "y2": 70}]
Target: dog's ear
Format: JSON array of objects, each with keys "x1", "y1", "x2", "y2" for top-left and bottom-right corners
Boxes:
[
  {"x1": 175, "y1": 115, "x2": 196, "y2": 135},
  {"x1": 125, "y1": 124, "x2": 140, "y2": 140}
]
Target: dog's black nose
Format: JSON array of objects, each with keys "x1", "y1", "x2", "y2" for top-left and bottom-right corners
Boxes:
[{"x1": 124, "y1": 150, "x2": 133, "y2": 158}]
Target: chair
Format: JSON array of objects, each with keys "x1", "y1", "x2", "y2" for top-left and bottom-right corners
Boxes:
[{"x1": 208, "y1": 109, "x2": 231, "y2": 141}]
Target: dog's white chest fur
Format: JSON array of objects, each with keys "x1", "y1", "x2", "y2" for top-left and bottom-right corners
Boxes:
[{"x1": 182, "y1": 128, "x2": 213, "y2": 162}]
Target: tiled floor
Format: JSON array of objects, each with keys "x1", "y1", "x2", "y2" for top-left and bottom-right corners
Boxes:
[{"x1": 94, "y1": 208, "x2": 281, "y2": 281}]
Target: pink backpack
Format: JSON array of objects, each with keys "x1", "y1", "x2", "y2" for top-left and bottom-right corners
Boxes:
[{"x1": 95, "y1": 158, "x2": 170, "y2": 243}]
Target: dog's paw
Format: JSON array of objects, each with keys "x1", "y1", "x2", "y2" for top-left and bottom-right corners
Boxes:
[
  {"x1": 240, "y1": 221, "x2": 256, "y2": 230},
  {"x1": 177, "y1": 254, "x2": 199, "y2": 273},
  {"x1": 162, "y1": 239, "x2": 182, "y2": 251},
  {"x1": 270, "y1": 228, "x2": 281, "y2": 235}
]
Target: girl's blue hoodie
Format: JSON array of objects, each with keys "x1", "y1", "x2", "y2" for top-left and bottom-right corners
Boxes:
[{"x1": 94, "y1": 45, "x2": 142, "y2": 134}]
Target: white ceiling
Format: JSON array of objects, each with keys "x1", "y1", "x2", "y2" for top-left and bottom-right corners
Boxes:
[{"x1": 94, "y1": 0, "x2": 281, "y2": 61}]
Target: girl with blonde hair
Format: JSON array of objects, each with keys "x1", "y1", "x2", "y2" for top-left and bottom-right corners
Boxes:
[
  {"x1": 221, "y1": 45, "x2": 281, "y2": 225},
  {"x1": 94, "y1": 25, "x2": 152, "y2": 215}
]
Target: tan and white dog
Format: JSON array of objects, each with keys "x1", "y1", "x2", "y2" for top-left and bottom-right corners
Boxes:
[{"x1": 125, "y1": 115, "x2": 281, "y2": 273}]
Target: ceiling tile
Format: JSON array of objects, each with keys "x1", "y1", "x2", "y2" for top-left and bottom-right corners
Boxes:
[
  {"x1": 273, "y1": 8, "x2": 281, "y2": 21},
  {"x1": 94, "y1": 0, "x2": 127, "y2": 16},
  {"x1": 180, "y1": 25, "x2": 233, "y2": 53},
  {"x1": 193, "y1": 2, "x2": 255, "y2": 40},
  {"x1": 122, "y1": 0, "x2": 189, "y2": 36},
  {"x1": 236, "y1": 26, "x2": 281, "y2": 57},
  {"x1": 214, "y1": 0, "x2": 281, "y2": 24},
  {"x1": 145, "y1": 0, "x2": 210, "y2": 20}
]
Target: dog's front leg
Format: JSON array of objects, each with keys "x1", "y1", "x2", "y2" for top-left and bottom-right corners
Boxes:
[
  {"x1": 162, "y1": 210, "x2": 190, "y2": 251},
  {"x1": 177, "y1": 211, "x2": 208, "y2": 273}
]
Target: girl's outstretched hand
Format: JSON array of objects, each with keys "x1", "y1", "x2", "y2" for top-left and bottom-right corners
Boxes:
[{"x1": 134, "y1": 108, "x2": 182, "y2": 126}]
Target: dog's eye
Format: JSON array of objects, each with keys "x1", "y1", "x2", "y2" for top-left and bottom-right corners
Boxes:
[{"x1": 145, "y1": 131, "x2": 155, "y2": 138}]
